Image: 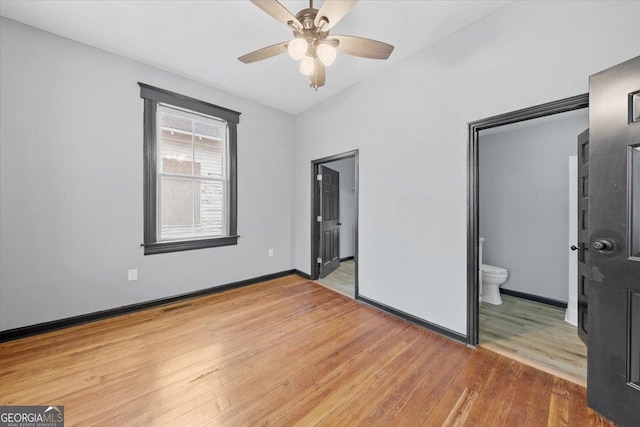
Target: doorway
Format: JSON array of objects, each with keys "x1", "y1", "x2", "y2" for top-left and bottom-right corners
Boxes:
[
  {"x1": 311, "y1": 150, "x2": 358, "y2": 298},
  {"x1": 467, "y1": 94, "x2": 589, "y2": 380},
  {"x1": 476, "y1": 108, "x2": 589, "y2": 383}
]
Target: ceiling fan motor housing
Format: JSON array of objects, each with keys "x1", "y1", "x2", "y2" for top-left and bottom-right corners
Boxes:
[{"x1": 295, "y1": 8, "x2": 319, "y2": 29}]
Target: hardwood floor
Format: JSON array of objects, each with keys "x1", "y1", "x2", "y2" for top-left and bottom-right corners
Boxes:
[
  {"x1": 315, "y1": 259, "x2": 355, "y2": 297},
  {"x1": 480, "y1": 294, "x2": 587, "y2": 386},
  {"x1": 0, "y1": 275, "x2": 612, "y2": 426}
]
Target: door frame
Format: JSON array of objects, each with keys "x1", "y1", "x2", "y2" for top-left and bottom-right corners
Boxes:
[
  {"x1": 311, "y1": 149, "x2": 359, "y2": 297},
  {"x1": 466, "y1": 94, "x2": 589, "y2": 346}
]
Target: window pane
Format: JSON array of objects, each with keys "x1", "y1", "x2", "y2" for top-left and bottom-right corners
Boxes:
[
  {"x1": 194, "y1": 121, "x2": 225, "y2": 178},
  {"x1": 160, "y1": 176, "x2": 194, "y2": 240},
  {"x1": 195, "y1": 120, "x2": 223, "y2": 139},
  {"x1": 160, "y1": 111, "x2": 193, "y2": 174},
  {"x1": 195, "y1": 180, "x2": 225, "y2": 237}
]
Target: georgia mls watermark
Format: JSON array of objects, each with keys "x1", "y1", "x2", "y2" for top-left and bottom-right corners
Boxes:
[{"x1": 0, "y1": 406, "x2": 64, "y2": 427}]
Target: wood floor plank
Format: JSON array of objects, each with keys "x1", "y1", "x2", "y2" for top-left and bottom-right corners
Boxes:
[
  {"x1": 258, "y1": 314, "x2": 412, "y2": 426},
  {"x1": 420, "y1": 348, "x2": 499, "y2": 426},
  {"x1": 314, "y1": 327, "x2": 436, "y2": 426},
  {"x1": 505, "y1": 364, "x2": 555, "y2": 426},
  {"x1": 0, "y1": 274, "x2": 614, "y2": 426},
  {"x1": 480, "y1": 295, "x2": 587, "y2": 384},
  {"x1": 352, "y1": 334, "x2": 451, "y2": 426},
  {"x1": 1, "y1": 280, "x2": 336, "y2": 406},
  {"x1": 174, "y1": 305, "x2": 394, "y2": 426},
  {"x1": 78, "y1": 287, "x2": 359, "y2": 424},
  {"x1": 376, "y1": 338, "x2": 470, "y2": 426},
  {"x1": 464, "y1": 355, "x2": 524, "y2": 426},
  {"x1": 568, "y1": 381, "x2": 589, "y2": 426},
  {"x1": 548, "y1": 377, "x2": 571, "y2": 426}
]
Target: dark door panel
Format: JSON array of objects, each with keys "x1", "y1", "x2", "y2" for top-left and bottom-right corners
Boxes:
[
  {"x1": 587, "y1": 55, "x2": 640, "y2": 426},
  {"x1": 319, "y1": 165, "x2": 340, "y2": 278},
  {"x1": 577, "y1": 129, "x2": 590, "y2": 344}
]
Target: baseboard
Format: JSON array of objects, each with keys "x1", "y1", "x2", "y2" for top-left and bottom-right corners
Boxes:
[
  {"x1": 564, "y1": 308, "x2": 578, "y2": 327},
  {"x1": 340, "y1": 256, "x2": 354, "y2": 262},
  {"x1": 0, "y1": 269, "x2": 301, "y2": 343},
  {"x1": 500, "y1": 288, "x2": 568, "y2": 309},
  {"x1": 293, "y1": 269, "x2": 312, "y2": 280},
  {"x1": 356, "y1": 295, "x2": 467, "y2": 344}
]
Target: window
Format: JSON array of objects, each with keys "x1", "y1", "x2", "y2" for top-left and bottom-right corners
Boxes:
[{"x1": 139, "y1": 83, "x2": 240, "y2": 255}]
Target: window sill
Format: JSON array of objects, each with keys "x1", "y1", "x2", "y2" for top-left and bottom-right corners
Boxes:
[{"x1": 142, "y1": 235, "x2": 239, "y2": 255}]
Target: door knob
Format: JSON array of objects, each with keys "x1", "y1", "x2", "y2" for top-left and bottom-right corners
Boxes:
[
  {"x1": 593, "y1": 239, "x2": 613, "y2": 251},
  {"x1": 570, "y1": 244, "x2": 580, "y2": 251},
  {"x1": 337, "y1": 222, "x2": 342, "y2": 226}
]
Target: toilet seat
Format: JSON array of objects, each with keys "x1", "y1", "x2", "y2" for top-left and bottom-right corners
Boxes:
[{"x1": 481, "y1": 264, "x2": 508, "y2": 275}]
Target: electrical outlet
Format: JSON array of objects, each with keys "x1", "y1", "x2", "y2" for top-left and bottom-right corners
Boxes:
[
  {"x1": 268, "y1": 249, "x2": 274, "y2": 257},
  {"x1": 128, "y1": 269, "x2": 138, "y2": 281}
]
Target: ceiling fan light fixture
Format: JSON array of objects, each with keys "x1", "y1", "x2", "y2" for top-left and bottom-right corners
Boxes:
[
  {"x1": 288, "y1": 37, "x2": 308, "y2": 60},
  {"x1": 241, "y1": 0, "x2": 394, "y2": 89},
  {"x1": 299, "y1": 55, "x2": 315, "y2": 76},
  {"x1": 317, "y1": 43, "x2": 337, "y2": 66}
]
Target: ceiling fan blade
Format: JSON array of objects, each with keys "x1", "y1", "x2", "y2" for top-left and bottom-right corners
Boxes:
[
  {"x1": 314, "y1": 0, "x2": 357, "y2": 31},
  {"x1": 238, "y1": 41, "x2": 289, "y2": 63},
  {"x1": 331, "y1": 35, "x2": 394, "y2": 59},
  {"x1": 251, "y1": 0, "x2": 302, "y2": 30},
  {"x1": 310, "y1": 59, "x2": 326, "y2": 89}
]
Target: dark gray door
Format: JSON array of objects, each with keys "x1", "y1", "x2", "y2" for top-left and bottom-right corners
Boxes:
[
  {"x1": 587, "y1": 56, "x2": 640, "y2": 426},
  {"x1": 576, "y1": 129, "x2": 590, "y2": 344},
  {"x1": 319, "y1": 165, "x2": 340, "y2": 278}
]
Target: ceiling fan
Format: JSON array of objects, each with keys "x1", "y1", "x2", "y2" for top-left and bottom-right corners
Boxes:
[{"x1": 238, "y1": 0, "x2": 394, "y2": 90}]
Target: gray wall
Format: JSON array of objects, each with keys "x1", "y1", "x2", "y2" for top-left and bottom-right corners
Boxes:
[
  {"x1": 324, "y1": 158, "x2": 356, "y2": 258},
  {"x1": 479, "y1": 111, "x2": 589, "y2": 302},
  {"x1": 0, "y1": 18, "x2": 295, "y2": 331},
  {"x1": 2, "y1": 1, "x2": 640, "y2": 337},
  {"x1": 293, "y1": 1, "x2": 640, "y2": 334}
]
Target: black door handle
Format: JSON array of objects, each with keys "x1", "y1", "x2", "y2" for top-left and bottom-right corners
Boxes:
[
  {"x1": 337, "y1": 222, "x2": 342, "y2": 226},
  {"x1": 570, "y1": 245, "x2": 580, "y2": 251},
  {"x1": 593, "y1": 239, "x2": 613, "y2": 251}
]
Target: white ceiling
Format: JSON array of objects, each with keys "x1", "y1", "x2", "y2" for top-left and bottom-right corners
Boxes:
[{"x1": 0, "y1": 0, "x2": 511, "y2": 114}]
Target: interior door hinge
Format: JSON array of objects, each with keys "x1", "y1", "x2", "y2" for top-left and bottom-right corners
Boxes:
[
  {"x1": 317, "y1": 216, "x2": 322, "y2": 222},
  {"x1": 317, "y1": 257, "x2": 322, "y2": 264},
  {"x1": 317, "y1": 174, "x2": 322, "y2": 181}
]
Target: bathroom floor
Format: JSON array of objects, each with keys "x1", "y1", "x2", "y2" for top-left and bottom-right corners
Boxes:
[
  {"x1": 479, "y1": 294, "x2": 587, "y2": 385},
  {"x1": 315, "y1": 260, "x2": 355, "y2": 298}
]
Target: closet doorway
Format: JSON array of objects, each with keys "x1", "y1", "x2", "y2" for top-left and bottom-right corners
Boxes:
[{"x1": 310, "y1": 150, "x2": 358, "y2": 298}]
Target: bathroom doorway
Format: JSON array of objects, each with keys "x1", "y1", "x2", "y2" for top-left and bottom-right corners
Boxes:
[
  {"x1": 311, "y1": 150, "x2": 358, "y2": 298},
  {"x1": 469, "y1": 95, "x2": 589, "y2": 385}
]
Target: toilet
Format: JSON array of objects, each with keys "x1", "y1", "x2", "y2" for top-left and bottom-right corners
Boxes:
[{"x1": 479, "y1": 237, "x2": 509, "y2": 305}]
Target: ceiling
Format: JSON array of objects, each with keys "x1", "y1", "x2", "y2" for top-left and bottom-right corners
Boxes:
[{"x1": 0, "y1": 0, "x2": 511, "y2": 114}]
